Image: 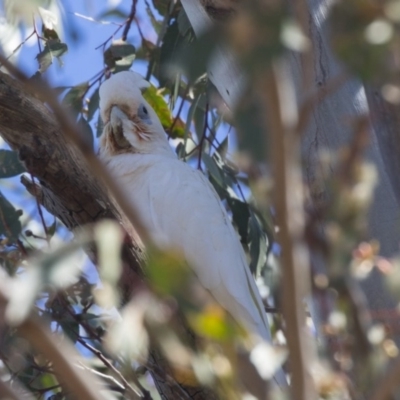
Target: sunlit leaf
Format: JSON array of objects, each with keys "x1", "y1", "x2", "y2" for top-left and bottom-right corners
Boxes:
[
  {"x1": 104, "y1": 40, "x2": 136, "y2": 73},
  {"x1": 0, "y1": 149, "x2": 25, "y2": 178},
  {"x1": 143, "y1": 85, "x2": 185, "y2": 138}
]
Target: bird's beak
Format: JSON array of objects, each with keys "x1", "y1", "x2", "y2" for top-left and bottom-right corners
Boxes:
[{"x1": 107, "y1": 106, "x2": 132, "y2": 151}]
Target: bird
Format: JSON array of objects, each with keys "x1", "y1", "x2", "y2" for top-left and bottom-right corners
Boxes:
[{"x1": 98, "y1": 71, "x2": 286, "y2": 385}]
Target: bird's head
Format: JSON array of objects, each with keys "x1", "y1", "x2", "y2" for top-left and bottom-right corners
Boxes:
[{"x1": 99, "y1": 71, "x2": 172, "y2": 157}]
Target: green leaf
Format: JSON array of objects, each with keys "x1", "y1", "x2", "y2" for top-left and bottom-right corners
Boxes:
[
  {"x1": 249, "y1": 213, "x2": 268, "y2": 276},
  {"x1": 62, "y1": 82, "x2": 89, "y2": 116},
  {"x1": 143, "y1": 85, "x2": 185, "y2": 138},
  {"x1": 202, "y1": 153, "x2": 225, "y2": 190},
  {"x1": 159, "y1": 19, "x2": 186, "y2": 86},
  {"x1": 0, "y1": 191, "x2": 22, "y2": 242},
  {"x1": 227, "y1": 198, "x2": 250, "y2": 244},
  {"x1": 175, "y1": 28, "x2": 217, "y2": 82},
  {"x1": 104, "y1": 40, "x2": 136, "y2": 73},
  {"x1": 36, "y1": 41, "x2": 68, "y2": 73},
  {"x1": 47, "y1": 219, "x2": 57, "y2": 239},
  {"x1": 0, "y1": 150, "x2": 25, "y2": 178},
  {"x1": 87, "y1": 88, "x2": 100, "y2": 121}
]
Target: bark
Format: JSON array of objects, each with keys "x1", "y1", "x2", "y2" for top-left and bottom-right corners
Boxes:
[{"x1": 0, "y1": 72, "x2": 215, "y2": 400}]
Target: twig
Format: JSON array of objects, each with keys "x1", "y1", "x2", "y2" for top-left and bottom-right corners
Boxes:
[
  {"x1": 259, "y1": 59, "x2": 316, "y2": 399},
  {"x1": 122, "y1": 0, "x2": 138, "y2": 41},
  {"x1": 75, "y1": 337, "x2": 151, "y2": 399}
]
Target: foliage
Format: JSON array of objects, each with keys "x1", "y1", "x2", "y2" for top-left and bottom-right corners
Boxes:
[{"x1": 1, "y1": 0, "x2": 400, "y2": 399}]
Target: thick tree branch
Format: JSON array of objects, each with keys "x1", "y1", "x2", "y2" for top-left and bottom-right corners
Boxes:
[{"x1": 0, "y1": 71, "x2": 145, "y2": 301}]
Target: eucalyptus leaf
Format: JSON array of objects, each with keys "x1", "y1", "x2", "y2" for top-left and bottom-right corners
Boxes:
[
  {"x1": 78, "y1": 117, "x2": 94, "y2": 150},
  {"x1": 104, "y1": 40, "x2": 136, "y2": 73},
  {"x1": 62, "y1": 82, "x2": 89, "y2": 116},
  {"x1": 249, "y1": 213, "x2": 268, "y2": 276},
  {"x1": 143, "y1": 85, "x2": 185, "y2": 138},
  {"x1": 0, "y1": 191, "x2": 22, "y2": 242},
  {"x1": 87, "y1": 88, "x2": 99, "y2": 121},
  {"x1": 36, "y1": 41, "x2": 68, "y2": 73}
]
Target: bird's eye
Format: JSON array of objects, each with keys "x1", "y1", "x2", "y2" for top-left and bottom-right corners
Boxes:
[{"x1": 138, "y1": 103, "x2": 152, "y2": 124}]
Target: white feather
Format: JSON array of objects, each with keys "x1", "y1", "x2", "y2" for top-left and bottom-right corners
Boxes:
[{"x1": 99, "y1": 71, "x2": 287, "y2": 386}]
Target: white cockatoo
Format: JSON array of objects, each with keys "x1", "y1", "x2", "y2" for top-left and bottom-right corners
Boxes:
[{"x1": 98, "y1": 71, "x2": 286, "y2": 385}]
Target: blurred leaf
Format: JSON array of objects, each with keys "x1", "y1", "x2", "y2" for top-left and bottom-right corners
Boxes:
[
  {"x1": 47, "y1": 219, "x2": 57, "y2": 239},
  {"x1": 143, "y1": 85, "x2": 185, "y2": 138},
  {"x1": 177, "y1": 7, "x2": 192, "y2": 36},
  {"x1": 36, "y1": 41, "x2": 68, "y2": 73},
  {"x1": 159, "y1": 19, "x2": 186, "y2": 85},
  {"x1": 188, "y1": 305, "x2": 236, "y2": 340},
  {"x1": 62, "y1": 82, "x2": 89, "y2": 116},
  {"x1": 87, "y1": 88, "x2": 99, "y2": 121},
  {"x1": 145, "y1": 1, "x2": 162, "y2": 32},
  {"x1": 175, "y1": 28, "x2": 217, "y2": 82},
  {"x1": 78, "y1": 117, "x2": 94, "y2": 150},
  {"x1": 0, "y1": 191, "x2": 22, "y2": 242},
  {"x1": 147, "y1": 248, "x2": 189, "y2": 296},
  {"x1": 235, "y1": 95, "x2": 266, "y2": 162},
  {"x1": 216, "y1": 136, "x2": 229, "y2": 160},
  {"x1": 59, "y1": 316, "x2": 79, "y2": 343},
  {"x1": 0, "y1": 149, "x2": 25, "y2": 178},
  {"x1": 104, "y1": 40, "x2": 136, "y2": 73},
  {"x1": 153, "y1": 0, "x2": 170, "y2": 16},
  {"x1": 330, "y1": 2, "x2": 390, "y2": 81}
]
